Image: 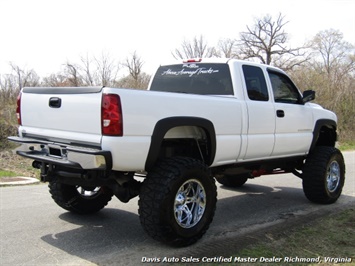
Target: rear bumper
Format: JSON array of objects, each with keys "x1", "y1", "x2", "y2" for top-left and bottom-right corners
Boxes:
[{"x1": 8, "y1": 136, "x2": 112, "y2": 170}]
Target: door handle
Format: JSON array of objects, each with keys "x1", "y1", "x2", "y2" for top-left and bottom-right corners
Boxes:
[{"x1": 276, "y1": 110, "x2": 285, "y2": 117}]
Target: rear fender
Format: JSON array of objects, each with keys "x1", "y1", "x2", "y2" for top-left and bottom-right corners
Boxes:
[{"x1": 145, "y1": 117, "x2": 216, "y2": 170}]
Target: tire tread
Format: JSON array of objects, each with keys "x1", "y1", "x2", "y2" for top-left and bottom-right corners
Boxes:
[{"x1": 302, "y1": 146, "x2": 345, "y2": 204}]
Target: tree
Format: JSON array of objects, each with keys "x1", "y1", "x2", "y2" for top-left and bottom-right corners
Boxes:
[
  {"x1": 64, "y1": 62, "x2": 82, "y2": 87},
  {"x1": 41, "y1": 73, "x2": 68, "y2": 87},
  {"x1": 115, "y1": 72, "x2": 150, "y2": 90},
  {"x1": 311, "y1": 29, "x2": 355, "y2": 76},
  {"x1": 308, "y1": 28, "x2": 355, "y2": 96},
  {"x1": 9, "y1": 63, "x2": 40, "y2": 89},
  {"x1": 290, "y1": 29, "x2": 355, "y2": 142},
  {"x1": 122, "y1": 51, "x2": 144, "y2": 81},
  {"x1": 216, "y1": 38, "x2": 239, "y2": 58},
  {"x1": 94, "y1": 52, "x2": 119, "y2": 86},
  {"x1": 80, "y1": 54, "x2": 94, "y2": 86},
  {"x1": 0, "y1": 63, "x2": 39, "y2": 148},
  {"x1": 172, "y1": 35, "x2": 216, "y2": 59},
  {"x1": 237, "y1": 13, "x2": 307, "y2": 69},
  {"x1": 120, "y1": 51, "x2": 149, "y2": 89}
]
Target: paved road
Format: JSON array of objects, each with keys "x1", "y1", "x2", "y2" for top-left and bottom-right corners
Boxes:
[{"x1": 1, "y1": 151, "x2": 354, "y2": 266}]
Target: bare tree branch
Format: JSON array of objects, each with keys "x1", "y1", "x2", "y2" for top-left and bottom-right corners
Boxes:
[
  {"x1": 9, "y1": 63, "x2": 40, "y2": 89},
  {"x1": 172, "y1": 35, "x2": 216, "y2": 59},
  {"x1": 120, "y1": 51, "x2": 147, "y2": 89},
  {"x1": 64, "y1": 62, "x2": 82, "y2": 87},
  {"x1": 94, "y1": 52, "x2": 119, "y2": 86},
  {"x1": 217, "y1": 38, "x2": 239, "y2": 58},
  {"x1": 311, "y1": 29, "x2": 355, "y2": 75},
  {"x1": 123, "y1": 51, "x2": 144, "y2": 81},
  {"x1": 80, "y1": 54, "x2": 94, "y2": 86},
  {"x1": 237, "y1": 13, "x2": 308, "y2": 68}
]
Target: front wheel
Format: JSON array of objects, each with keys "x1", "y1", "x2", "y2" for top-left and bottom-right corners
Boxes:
[
  {"x1": 138, "y1": 157, "x2": 217, "y2": 246},
  {"x1": 302, "y1": 146, "x2": 345, "y2": 204},
  {"x1": 49, "y1": 181, "x2": 113, "y2": 214}
]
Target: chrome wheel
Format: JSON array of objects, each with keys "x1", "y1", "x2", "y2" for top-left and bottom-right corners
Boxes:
[
  {"x1": 174, "y1": 179, "x2": 206, "y2": 228},
  {"x1": 76, "y1": 186, "x2": 101, "y2": 198},
  {"x1": 302, "y1": 147, "x2": 345, "y2": 204},
  {"x1": 49, "y1": 182, "x2": 113, "y2": 214},
  {"x1": 327, "y1": 161, "x2": 341, "y2": 193},
  {"x1": 139, "y1": 157, "x2": 217, "y2": 246}
]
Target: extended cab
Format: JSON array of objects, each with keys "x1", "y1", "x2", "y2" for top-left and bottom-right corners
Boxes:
[{"x1": 8, "y1": 58, "x2": 345, "y2": 246}]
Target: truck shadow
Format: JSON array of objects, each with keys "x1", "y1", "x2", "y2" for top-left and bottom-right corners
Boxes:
[
  {"x1": 40, "y1": 183, "x2": 353, "y2": 265},
  {"x1": 41, "y1": 208, "x2": 160, "y2": 260}
]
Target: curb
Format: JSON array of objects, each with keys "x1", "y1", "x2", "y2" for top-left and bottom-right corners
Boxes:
[{"x1": 0, "y1": 177, "x2": 40, "y2": 187}]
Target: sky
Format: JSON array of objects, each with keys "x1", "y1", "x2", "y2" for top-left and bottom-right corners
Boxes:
[{"x1": 0, "y1": 0, "x2": 354, "y2": 77}]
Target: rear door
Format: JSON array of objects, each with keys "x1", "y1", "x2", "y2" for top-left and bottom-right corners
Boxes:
[{"x1": 242, "y1": 65, "x2": 276, "y2": 159}]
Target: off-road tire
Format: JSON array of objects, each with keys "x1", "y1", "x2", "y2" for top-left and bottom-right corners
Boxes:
[
  {"x1": 138, "y1": 157, "x2": 217, "y2": 247},
  {"x1": 302, "y1": 146, "x2": 345, "y2": 204},
  {"x1": 49, "y1": 181, "x2": 113, "y2": 214},
  {"x1": 216, "y1": 174, "x2": 249, "y2": 187}
]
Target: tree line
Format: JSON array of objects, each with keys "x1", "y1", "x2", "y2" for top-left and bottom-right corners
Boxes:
[{"x1": 1, "y1": 13, "x2": 354, "y2": 147}]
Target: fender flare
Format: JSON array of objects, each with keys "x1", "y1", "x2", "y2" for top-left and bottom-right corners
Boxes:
[
  {"x1": 145, "y1": 117, "x2": 216, "y2": 170},
  {"x1": 310, "y1": 119, "x2": 337, "y2": 152}
]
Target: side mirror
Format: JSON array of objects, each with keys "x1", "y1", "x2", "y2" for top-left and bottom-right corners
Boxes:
[{"x1": 302, "y1": 90, "x2": 315, "y2": 103}]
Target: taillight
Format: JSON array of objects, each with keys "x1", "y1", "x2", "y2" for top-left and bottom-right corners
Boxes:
[
  {"x1": 101, "y1": 94, "x2": 123, "y2": 136},
  {"x1": 16, "y1": 93, "x2": 22, "y2": 125}
]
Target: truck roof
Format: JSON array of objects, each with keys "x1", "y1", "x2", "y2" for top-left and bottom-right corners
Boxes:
[{"x1": 160, "y1": 58, "x2": 286, "y2": 74}]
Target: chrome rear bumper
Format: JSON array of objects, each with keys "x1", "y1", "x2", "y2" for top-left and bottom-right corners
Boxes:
[{"x1": 8, "y1": 136, "x2": 112, "y2": 170}]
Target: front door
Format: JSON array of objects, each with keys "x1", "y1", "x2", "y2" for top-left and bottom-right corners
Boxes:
[{"x1": 267, "y1": 70, "x2": 313, "y2": 156}]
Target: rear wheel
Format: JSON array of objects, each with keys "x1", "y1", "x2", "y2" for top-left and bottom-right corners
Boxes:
[
  {"x1": 49, "y1": 181, "x2": 113, "y2": 214},
  {"x1": 216, "y1": 174, "x2": 249, "y2": 187},
  {"x1": 139, "y1": 157, "x2": 217, "y2": 246},
  {"x1": 302, "y1": 146, "x2": 345, "y2": 204}
]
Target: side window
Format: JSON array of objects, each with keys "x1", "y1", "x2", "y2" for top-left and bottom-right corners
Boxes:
[
  {"x1": 268, "y1": 71, "x2": 301, "y2": 104},
  {"x1": 242, "y1": 65, "x2": 269, "y2": 101}
]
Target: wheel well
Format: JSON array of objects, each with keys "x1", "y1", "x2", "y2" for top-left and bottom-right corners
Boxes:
[
  {"x1": 159, "y1": 126, "x2": 210, "y2": 164},
  {"x1": 145, "y1": 117, "x2": 216, "y2": 170},
  {"x1": 315, "y1": 126, "x2": 337, "y2": 147},
  {"x1": 309, "y1": 120, "x2": 337, "y2": 152}
]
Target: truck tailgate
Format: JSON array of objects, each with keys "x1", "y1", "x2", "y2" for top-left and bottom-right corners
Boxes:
[{"x1": 19, "y1": 87, "x2": 103, "y2": 146}]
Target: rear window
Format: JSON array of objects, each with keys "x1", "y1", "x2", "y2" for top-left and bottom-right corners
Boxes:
[{"x1": 150, "y1": 63, "x2": 234, "y2": 95}]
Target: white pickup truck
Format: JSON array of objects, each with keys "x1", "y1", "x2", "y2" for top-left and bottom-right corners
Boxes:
[{"x1": 9, "y1": 58, "x2": 345, "y2": 246}]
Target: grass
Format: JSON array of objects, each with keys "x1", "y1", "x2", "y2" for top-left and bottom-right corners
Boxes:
[
  {"x1": 339, "y1": 141, "x2": 355, "y2": 151},
  {"x1": 233, "y1": 208, "x2": 355, "y2": 266},
  {"x1": 0, "y1": 169, "x2": 17, "y2": 178},
  {"x1": 0, "y1": 149, "x2": 39, "y2": 178}
]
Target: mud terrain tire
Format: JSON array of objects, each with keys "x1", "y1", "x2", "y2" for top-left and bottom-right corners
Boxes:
[
  {"x1": 138, "y1": 157, "x2": 217, "y2": 247},
  {"x1": 302, "y1": 146, "x2": 345, "y2": 204},
  {"x1": 216, "y1": 174, "x2": 248, "y2": 187},
  {"x1": 49, "y1": 181, "x2": 113, "y2": 214}
]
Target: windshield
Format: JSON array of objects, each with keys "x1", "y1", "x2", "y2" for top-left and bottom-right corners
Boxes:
[{"x1": 150, "y1": 63, "x2": 234, "y2": 95}]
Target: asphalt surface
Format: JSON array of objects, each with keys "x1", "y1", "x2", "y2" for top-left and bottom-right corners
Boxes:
[{"x1": 0, "y1": 151, "x2": 354, "y2": 266}]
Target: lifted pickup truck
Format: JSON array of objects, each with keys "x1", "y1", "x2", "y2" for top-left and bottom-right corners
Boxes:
[{"x1": 9, "y1": 58, "x2": 345, "y2": 246}]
